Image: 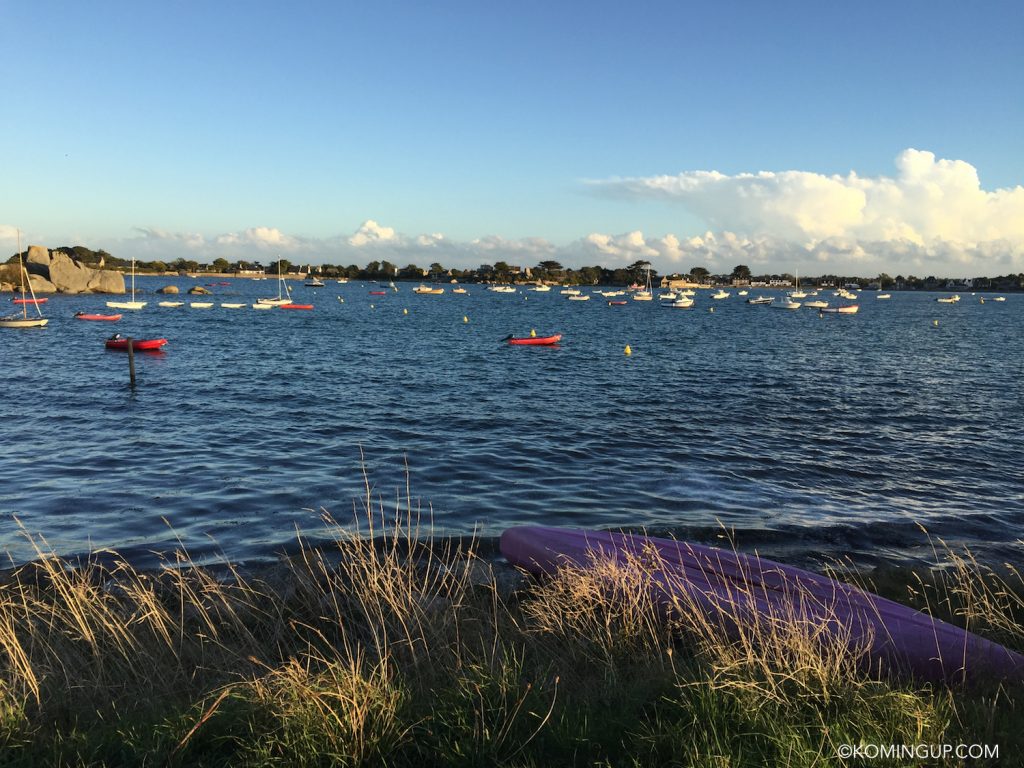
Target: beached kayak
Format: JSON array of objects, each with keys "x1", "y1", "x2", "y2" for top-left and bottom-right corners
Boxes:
[
  {"x1": 505, "y1": 334, "x2": 562, "y2": 346},
  {"x1": 104, "y1": 335, "x2": 168, "y2": 351},
  {"x1": 75, "y1": 312, "x2": 122, "y2": 321},
  {"x1": 500, "y1": 526, "x2": 1024, "y2": 685}
]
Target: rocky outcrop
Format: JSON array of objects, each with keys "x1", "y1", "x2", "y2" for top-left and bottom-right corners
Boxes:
[
  {"x1": 17, "y1": 246, "x2": 126, "y2": 294},
  {"x1": 157, "y1": 285, "x2": 180, "y2": 294},
  {"x1": 188, "y1": 285, "x2": 211, "y2": 295}
]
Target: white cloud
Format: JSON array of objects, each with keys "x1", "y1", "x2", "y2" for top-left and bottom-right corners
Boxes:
[
  {"x1": 348, "y1": 219, "x2": 397, "y2": 246},
  {"x1": 591, "y1": 149, "x2": 1024, "y2": 254}
]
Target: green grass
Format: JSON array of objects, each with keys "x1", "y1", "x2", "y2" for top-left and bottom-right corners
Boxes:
[{"x1": 2, "y1": 489, "x2": 1021, "y2": 767}]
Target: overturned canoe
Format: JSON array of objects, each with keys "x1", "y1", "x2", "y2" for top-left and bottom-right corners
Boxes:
[{"x1": 500, "y1": 526, "x2": 1024, "y2": 685}]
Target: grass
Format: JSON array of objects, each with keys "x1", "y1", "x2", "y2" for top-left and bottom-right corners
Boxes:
[{"x1": 1, "y1": 481, "x2": 1022, "y2": 766}]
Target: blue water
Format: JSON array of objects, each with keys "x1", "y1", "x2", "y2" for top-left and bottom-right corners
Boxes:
[{"x1": 2, "y1": 280, "x2": 1022, "y2": 570}]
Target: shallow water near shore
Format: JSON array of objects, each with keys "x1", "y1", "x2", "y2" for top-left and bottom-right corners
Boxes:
[{"x1": 2, "y1": 279, "x2": 1021, "y2": 571}]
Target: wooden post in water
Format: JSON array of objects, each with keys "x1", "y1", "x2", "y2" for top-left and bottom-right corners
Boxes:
[{"x1": 127, "y1": 337, "x2": 136, "y2": 387}]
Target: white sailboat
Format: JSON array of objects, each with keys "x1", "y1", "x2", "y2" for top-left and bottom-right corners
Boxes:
[
  {"x1": 788, "y1": 269, "x2": 807, "y2": 299},
  {"x1": 257, "y1": 260, "x2": 293, "y2": 305},
  {"x1": 107, "y1": 256, "x2": 147, "y2": 309},
  {"x1": 1, "y1": 231, "x2": 49, "y2": 328},
  {"x1": 632, "y1": 264, "x2": 654, "y2": 300}
]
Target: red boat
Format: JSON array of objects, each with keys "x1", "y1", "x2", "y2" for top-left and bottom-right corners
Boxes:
[
  {"x1": 76, "y1": 312, "x2": 122, "y2": 321},
  {"x1": 607, "y1": 300, "x2": 627, "y2": 306},
  {"x1": 104, "y1": 335, "x2": 168, "y2": 351},
  {"x1": 505, "y1": 333, "x2": 562, "y2": 346},
  {"x1": 279, "y1": 303, "x2": 313, "y2": 310},
  {"x1": 369, "y1": 290, "x2": 387, "y2": 295},
  {"x1": 13, "y1": 297, "x2": 47, "y2": 304}
]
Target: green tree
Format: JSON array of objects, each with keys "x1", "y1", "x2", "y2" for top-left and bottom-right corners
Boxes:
[
  {"x1": 689, "y1": 266, "x2": 710, "y2": 282},
  {"x1": 211, "y1": 258, "x2": 231, "y2": 273},
  {"x1": 731, "y1": 264, "x2": 752, "y2": 280}
]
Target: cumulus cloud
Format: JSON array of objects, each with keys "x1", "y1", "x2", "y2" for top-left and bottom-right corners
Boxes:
[
  {"x1": 348, "y1": 219, "x2": 397, "y2": 246},
  {"x1": 591, "y1": 149, "x2": 1024, "y2": 250}
]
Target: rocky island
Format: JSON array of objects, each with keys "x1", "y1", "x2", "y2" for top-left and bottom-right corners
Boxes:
[{"x1": 2, "y1": 245, "x2": 126, "y2": 294}]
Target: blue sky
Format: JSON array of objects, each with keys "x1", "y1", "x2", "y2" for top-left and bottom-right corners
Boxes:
[{"x1": 2, "y1": 1, "x2": 1022, "y2": 276}]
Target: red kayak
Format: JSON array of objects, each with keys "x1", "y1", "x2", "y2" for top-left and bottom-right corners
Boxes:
[
  {"x1": 369, "y1": 290, "x2": 387, "y2": 295},
  {"x1": 505, "y1": 334, "x2": 562, "y2": 346},
  {"x1": 76, "y1": 312, "x2": 122, "y2": 321},
  {"x1": 607, "y1": 300, "x2": 628, "y2": 306},
  {"x1": 104, "y1": 335, "x2": 168, "y2": 351},
  {"x1": 279, "y1": 303, "x2": 313, "y2": 310},
  {"x1": 13, "y1": 297, "x2": 47, "y2": 304}
]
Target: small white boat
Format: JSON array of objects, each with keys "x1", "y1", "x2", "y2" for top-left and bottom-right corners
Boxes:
[
  {"x1": 745, "y1": 296, "x2": 773, "y2": 305},
  {"x1": 221, "y1": 303, "x2": 246, "y2": 309},
  {"x1": 413, "y1": 284, "x2": 444, "y2": 294},
  {"x1": 252, "y1": 303, "x2": 275, "y2": 310},
  {"x1": 452, "y1": 287, "x2": 468, "y2": 294},
  {"x1": 667, "y1": 297, "x2": 694, "y2": 308},
  {"x1": 711, "y1": 290, "x2": 730, "y2": 299},
  {"x1": 158, "y1": 301, "x2": 184, "y2": 308},
  {"x1": 336, "y1": 278, "x2": 349, "y2": 284},
  {"x1": 305, "y1": 279, "x2": 326, "y2": 287},
  {"x1": 658, "y1": 292, "x2": 678, "y2": 300},
  {"x1": 190, "y1": 302, "x2": 214, "y2": 309},
  {"x1": 560, "y1": 288, "x2": 581, "y2": 295},
  {"x1": 568, "y1": 294, "x2": 590, "y2": 301},
  {"x1": 737, "y1": 290, "x2": 749, "y2": 296},
  {"x1": 820, "y1": 304, "x2": 860, "y2": 314},
  {"x1": 1, "y1": 234, "x2": 48, "y2": 328},
  {"x1": 772, "y1": 297, "x2": 802, "y2": 310},
  {"x1": 107, "y1": 257, "x2": 147, "y2": 310},
  {"x1": 530, "y1": 284, "x2": 551, "y2": 292},
  {"x1": 936, "y1": 295, "x2": 959, "y2": 304},
  {"x1": 259, "y1": 261, "x2": 293, "y2": 305},
  {"x1": 488, "y1": 285, "x2": 516, "y2": 293},
  {"x1": 803, "y1": 300, "x2": 829, "y2": 309},
  {"x1": 993, "y1": 296, "x2": 1007, "y2": 302},
  {"x1": 876, "y1": 294, "x2": 891, "y2": 300}
]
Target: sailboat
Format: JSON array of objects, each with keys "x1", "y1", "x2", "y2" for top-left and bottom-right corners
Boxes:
[
  {"x1": 107, "y1": 256, "x2": 147, "y2": 309},
  {"x1": 789, "y1": 269, "x2": 807, "y2": 299},
  {"x1": 257, "y1": 260, "x2": 293, "y2": 305},
  {"x1": 632, "y1": 264, "x2": 654, "y2": 301},
  {"x1": 1, "y1": 231, "x2": 49, "y2": 328}
]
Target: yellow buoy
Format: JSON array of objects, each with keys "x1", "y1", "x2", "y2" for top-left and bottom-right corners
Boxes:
[
  {"x1": 403, "y1": 308, "x2": 408, "y2": 315},
  {"x1": 624, "y1": 344, "x2": 632, "y2": 356},
  {"x1": 933, "y1": 319, "x2": 938, "y2": 326},
  {"x1": 463, "y1": 316, "x2": 468, "y2": 323},
  {"x1": 370, "y1": 304, "x2": 375, "y2": 309},
  {"x1": 530, "y1": 329, "x2": 537, "y2": 337},
  {"x1": 709, "y1": 307, "x2": 715, "y2": 313}
]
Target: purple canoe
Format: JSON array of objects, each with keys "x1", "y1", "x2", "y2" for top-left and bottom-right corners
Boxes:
[{"x1": 500, "y1": 526, "x2": 1024, "y2": 685}]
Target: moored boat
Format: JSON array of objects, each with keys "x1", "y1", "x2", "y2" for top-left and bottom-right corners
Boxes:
[
  {"x1": 279, "y1": 303, "x2": 313, "y2": 310},
  {"x1": 12, "y1": 297, "x2": 47, "y2": 305},
  {"x1": 104, "y1": 334, "x2": 167, "y2": 351},
  {"x1": 504, "y1": 333, "x2": 562, "y2": 346},
  {"x1": 75, "y1": 312, "x2": 122, "y2": 321},
  {"x1": 1, "y1": 231, "x2": 49, "y2": 328}
]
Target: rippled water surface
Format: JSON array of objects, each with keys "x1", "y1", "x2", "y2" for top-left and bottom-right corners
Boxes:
[{"x1": 2, "y1": 280, "x2": 1022, "y2": 569}]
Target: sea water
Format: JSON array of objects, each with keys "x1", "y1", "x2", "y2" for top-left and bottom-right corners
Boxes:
[{"x1": 1, "y1": 279, "x2": 1021, "y2": 570}]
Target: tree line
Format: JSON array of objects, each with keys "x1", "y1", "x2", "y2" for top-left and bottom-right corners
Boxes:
[{"x1": 5, "y1": 248, "x2": 1023, "y2": 289}]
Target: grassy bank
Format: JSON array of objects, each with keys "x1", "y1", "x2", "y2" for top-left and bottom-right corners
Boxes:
[{"x1": 2, "y1": 500, "x2": 1022, "y2": 766}]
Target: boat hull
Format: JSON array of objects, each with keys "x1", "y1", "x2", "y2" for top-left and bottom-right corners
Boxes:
[
  {"x1": 508, "y1": 334, "x2": 561, "y2": 346},
  {"x1": 104, "y1": 337, "x2": 168, "y2": 351},
  {"x1": 75, "y1": 313, "x2": 122, "y2": 321},
  {"x1": 500, "y1": 526, "x2": 1024, "y2": 685},
  {"x1": 0, "y1": 317, "x2": 48, "y2": 328},
  {"x1": 279, "y1": 304, "x2": 313, "y2": 310}
]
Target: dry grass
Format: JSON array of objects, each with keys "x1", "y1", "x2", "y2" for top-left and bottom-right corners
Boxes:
[{"x1": 1, "y1": 490, "x2": 1022, "y2": 766}]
